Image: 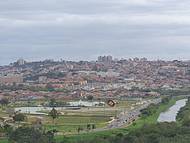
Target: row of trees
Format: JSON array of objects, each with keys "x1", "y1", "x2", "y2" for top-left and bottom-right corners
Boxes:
[
  {"x1": 177, "y1": 97, "x2": 190, "y2": 127},
  {"x1": 8, "y1": 126, "x2": 55, "y2": 143},
  {"x1": 0, "y1": 108, "x2": 58, "y2": 143},
  {"x1": 77, "y1": 124, "x2": 96, "y2": 134},
  {"x1": 140, "y1": 96, "x2": 171, "y2": 118}
]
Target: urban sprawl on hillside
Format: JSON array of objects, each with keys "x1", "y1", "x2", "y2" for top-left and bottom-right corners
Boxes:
[{"x1": 0, "y1": 56, "x2": 190, "y2": 101}]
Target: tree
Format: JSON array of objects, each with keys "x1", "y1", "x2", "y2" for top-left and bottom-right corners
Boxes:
[
  {"x1": 3, "y1": 123, "x2": 13, "y2": 136},
  {"x1": 87, "y1": 95, "x2": 93, "y2": 101},
  {"x1": 13, "y1": 113, "x2": 26, "y2": 123},
  {"x1": 8, "y1": 126, "x2": 54, "y2": 143},
  {"x1": 92, "y1": 124, "x2": 96, "y2": 130},
  {"x1": 49, "y1": 108, "x2": 59, "y2": 128},
  {"x1": 182, "y1": 119, "x2": 190, "y2": 127},
  {"x1": 77, "y1": 126, "x2": 83, "y2": 134},
  {"x1": 87, "y1": 124, "x2": 91, "y2": 131},
  {"x1": 0, "y1": 98, "x2": 9, "y2": 106},
  {"x1": 161, "y1": 97, "x2": 170, "y2": 104},
  {"x1": 49, "y1": 98, "x2": 56, "y2": 107}
]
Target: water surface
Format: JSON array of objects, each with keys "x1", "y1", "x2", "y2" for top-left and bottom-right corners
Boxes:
[{"x1": 157, "y1": 99, "x2": 187, "y2": 122}]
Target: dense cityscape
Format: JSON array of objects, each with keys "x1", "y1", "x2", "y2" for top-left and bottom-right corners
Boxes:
[
  {"x1": 1, "y1": 0, "x2": 190, "y2": 142},
  {"x1": 0, "y1": 57, "x2": 190, "y2": 143},
  {"x1": 1, "y1": 56, "x2": 190, "y2": 101}
]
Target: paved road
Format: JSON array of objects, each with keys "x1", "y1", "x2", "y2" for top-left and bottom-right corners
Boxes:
[{"x1": 105, "y1": 98, "x2": 162, "y2": 129}]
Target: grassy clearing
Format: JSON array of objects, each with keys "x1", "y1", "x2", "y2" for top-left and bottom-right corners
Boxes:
[
  {"x1": 0, "y1": 99, "x2": 164, "y2": 143},
  {"x1": 44, "y1": 115, "x2": 111, "y2": 134},
  {"x1": 127, "y1": 97, "x2": 177, "y2": 130},
  {"x1": 0, "y1": 138, "x2": 8, "y2": 143},
  {"x1": 56, "y1": 97, "x2": 178, "y2": 143}
]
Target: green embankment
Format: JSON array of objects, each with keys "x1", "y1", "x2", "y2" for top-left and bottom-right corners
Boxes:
[
  {"x1": 0, "y1": 139, "x2": 8, "y2": 143},
  {"x1": 56, "y1": 98, "x2": 178, "y2": 143},
  {"x1": 0, "y1": 97, "x2": 179, "y2": 143},
  {"x1": 127, "y1": 97, "x2": 177, "y2": 130}
]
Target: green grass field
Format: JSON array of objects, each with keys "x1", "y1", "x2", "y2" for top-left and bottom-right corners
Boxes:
[
  {"x1": 56, "y1": 97, "x2": 178, "y2": 143},
  {"x1": 0, "y1": 98, "x2": 179, "y2": 143},
  {"x1": 43, "y1": 115, "x2": 111, "y2": 134}
]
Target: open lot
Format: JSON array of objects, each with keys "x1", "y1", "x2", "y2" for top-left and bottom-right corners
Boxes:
[{"x1": 0, "y1": 99, "x2": 138, "y2": 135}]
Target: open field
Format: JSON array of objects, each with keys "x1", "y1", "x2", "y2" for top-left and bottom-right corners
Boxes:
[
  {"x1": 0, "y1": 97, "x2": 181, "y2": 143},
  {"x1": 55, "y1": 97, "x2": 179, "y2": 143},
  {"x1": 0, "y1": 99, "x2": 137, "y2": 136}
]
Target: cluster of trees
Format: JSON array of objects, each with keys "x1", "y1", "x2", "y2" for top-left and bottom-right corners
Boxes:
[
  {"x1": 12, "y1": 113, "x2": 26, "y2": 123},
  {"x1": 161, "y1": 96, "x2": 171, "y2": 104},
  {"x1": 8, "y1": 126, "x2": 55, "y2": 143},
  {"x1": 77, "y1": 124, "x2": 96, "y2": 134},
  {"x1": 48, "y1": 98, "x2": 70, "y2": 107},
  {"x1": 69, "y1": 119, "x2": 190, "y2": 143},
  {"x1": 0, "y1": 108, "x2": 58, "y2": 143},
  {"x1": 177, "y1": 97, "x2": 190, "y2": 126},
  {"x1": 117, "y1": 122, "x2": 190, "y2": 143},
  {"x1": 140, "y1": 96, "x2": 171, "y2": 118},
  {"x1": 140, "y1": 103, "x2": 158, "y2": 117},
  {"x1": 0, "y1": 98, "x2": 9, "y2": 106},
  {"x1": 0, "y1": 123, "x2": 13, "y2": 137}
]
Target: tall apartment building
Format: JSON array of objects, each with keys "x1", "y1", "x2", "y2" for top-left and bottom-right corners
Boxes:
[{"x1": 98, "y1": 56, "x2": 113, "y2": 63}]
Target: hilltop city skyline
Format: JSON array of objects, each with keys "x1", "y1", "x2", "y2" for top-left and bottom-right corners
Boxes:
[{"x1": 1, "y1": 55, "x2": 190, "y2": 66}]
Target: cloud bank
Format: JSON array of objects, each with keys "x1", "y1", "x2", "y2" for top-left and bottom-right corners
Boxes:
[{"x1": 0, "y1": 0, "x2": 190, "y2": 64}]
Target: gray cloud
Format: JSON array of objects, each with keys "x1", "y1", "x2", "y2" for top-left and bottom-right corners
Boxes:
[{"x1": 0, "y1": 0, "x2": 190, "y2": 65}]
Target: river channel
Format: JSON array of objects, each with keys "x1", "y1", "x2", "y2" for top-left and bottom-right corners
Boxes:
[{"x1": 157, "y1": 98, "x2": 187, "y2": 122}]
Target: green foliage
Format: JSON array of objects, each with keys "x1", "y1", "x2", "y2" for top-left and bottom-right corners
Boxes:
[
  {"x1": 13, "y1": 113, "x2": 26, "y2": 122},
  {"x1": 49, "y1": 98, "x2": 57, "y2": 107},
  {"x1": 65, "y1": 122, "x2": 190, "y2": 143},
  {"x1": 86, "y1": 95, "x2": 94, "y2": 101},
  {"x1": 49, "y1": 108, "x2": 59, "y2": 125},
  {"x1": 121, "y1": 122, "x2": 190, "y2": 143},
  {"x1": 77, "y1": 126, "x2": 84, "y2": 134},
  {"x1": 140, "y1": 104, "x2": 157, "y2": 117},
  {"x1": 58, "y1": 97, "x2": 190, "y2": 143},
  {"x1": 0, "y1": 98, "x2": 9, "y2": 106},
  {"x1": 161, "y1": 96, "x2": 171, "y2": 104},
  {"x1": 177, "y1": 98, "x2": 190, "y2": 126},
  {"x1": 49, "y1": 98, "x2": 69, "y2": 107},
  {"x1": 0, "y1": 123, "x2": 13, "y2": 136},
  {"x1": 8, "y1": 126, "x2": 55, "y2": 143},
  {"x1": 140, "y1": 96, "x2": 171, "y2": 118}
]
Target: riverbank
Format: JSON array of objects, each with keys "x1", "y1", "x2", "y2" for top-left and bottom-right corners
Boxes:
[
  {"x1": 0, "y1": 97, "x2": 181, "y2": 143},
  {"x1": 157, "y1": 98, "x2": 187, "y2": 122},
  {"x1": 176, "y1": 97, "x2": 190, "y2": 126},
  {"x1": 125, "y1": 97, "x2": 177, "y2": 130},
  {"x1": 55, "y1": 97, "x2": 179, "y2": 143}
]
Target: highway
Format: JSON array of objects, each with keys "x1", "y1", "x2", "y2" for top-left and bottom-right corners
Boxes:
[{"x1": 105, "y1": 98, "x2": 162, "y2": 129}]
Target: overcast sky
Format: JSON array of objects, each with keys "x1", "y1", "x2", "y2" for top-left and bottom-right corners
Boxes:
[{"x1": 0, "y1": 0, "x2": 190, "y2": 65}]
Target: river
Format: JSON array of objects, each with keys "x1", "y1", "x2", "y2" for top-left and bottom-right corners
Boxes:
[{"x1": 157, "y1": 99, "x2": 187, "y2": 122}]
